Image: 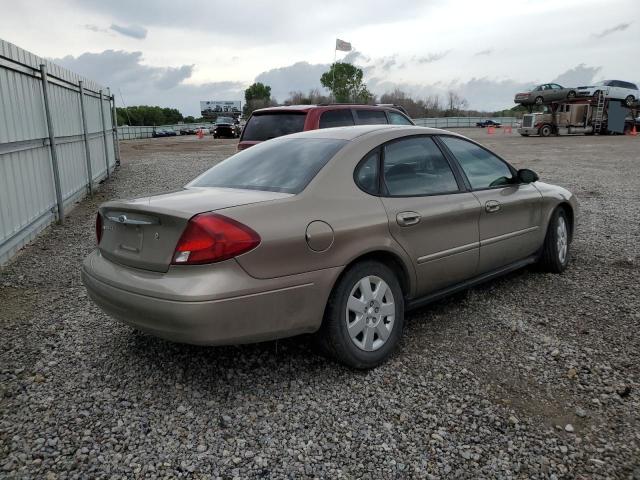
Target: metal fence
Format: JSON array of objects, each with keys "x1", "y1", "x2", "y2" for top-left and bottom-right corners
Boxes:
[
  {"x1": 413, "y1": 116, "x2": 519, "y2": 128},
  {"x1": 0, "y1": 39, "x2": 119, "y2": 266}
]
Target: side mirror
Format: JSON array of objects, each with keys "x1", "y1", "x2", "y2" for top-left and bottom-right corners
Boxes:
[{"x1": 517, "y1": 168, "x2": 539, "y2": 183}]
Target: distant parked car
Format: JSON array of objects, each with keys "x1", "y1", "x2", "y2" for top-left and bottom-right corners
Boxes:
[
  {"x1": 165, "y1": 129, "x2": 177, "y2": 137},
  {"x1": 180, "y1": 127, "x2": 196, "y2": 135},
  {"x1": 152, "y1": 129, "x2": 168, "y2": 138},
  {"x1": 476, "y1": 120, "x2": 502, "y2": 128},
  {"x1": 212, "y1": 117, "x2": 241, "y2": 138},
  {"x1": 576, "y1": 80, "x2": 639, "y2": 106},
  {"x1": 196, "y1": 127, "x2": 210, "y2": 135},
  {"x1": 238, "y1": 104, "x2": 414, "y2": 150},
  {"x1": 514, "y1": 84, "x2": 577, "y2": 106}
]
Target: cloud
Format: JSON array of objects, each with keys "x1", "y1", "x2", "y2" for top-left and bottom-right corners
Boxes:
[
  {"x1": 474, "y1": 48, "x2": 493, "y2": 56},
  {"x1": 67, "y1": 0, "x2": 432, "y2": 45},
  {"x1": 415, "y1": 50, "x2": 451, "y2": 64},
  {"x1": 83, "y1": 24, "x2": 108, "y2": 33},
  {"x1": 110, "y1": 23, "x2": 147, "y2": 39},
  {"x1": 551, "y1": 63, "x2": 602, "y2": 87},
  {"x1": 592, "y1": 22, "x2": 631, "y2": 39},
  {"x1": 255, "y1": 61, "x2": 329, "y2": 101},
  {"x1": 55, "y1": 50, "x2": 243, "y2": 116}
]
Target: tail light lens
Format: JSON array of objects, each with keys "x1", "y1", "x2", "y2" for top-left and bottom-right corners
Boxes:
[
  {"x1": 96, "y1": 213, "x2": 103, "y2": 245},
  {"x1": 171, "y1": 213, "x2": 260, "y2": 265}
]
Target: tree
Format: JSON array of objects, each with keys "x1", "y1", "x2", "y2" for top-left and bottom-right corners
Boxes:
[
  {"x1": 320, "y1": 63, "x2": 372, "y2": 103},
  {"x1": 116, "y1": 105, "x2": 184, "y2": 126},
  {"x1": 445, "y1": 90, "x2": 468, "y2": 115},
  {"x1": 284, "y1": 88, "x2": 331, "y2": 105},
  {"x1": 243, "y1": 82, "x2": 273, "y2": 116}
]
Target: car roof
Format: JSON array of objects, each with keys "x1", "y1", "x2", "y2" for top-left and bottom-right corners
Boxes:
[
  {"x1": 282, "y1": 124, "x2": 455, "y2": 141},
  {"x1": 252, "y1": 104, "x2": 408, "y2": 114}
]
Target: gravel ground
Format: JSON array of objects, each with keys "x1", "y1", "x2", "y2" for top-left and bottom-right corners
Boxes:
[{"x1": 1, "y1": 131, "x2": 639, "y2": 479}]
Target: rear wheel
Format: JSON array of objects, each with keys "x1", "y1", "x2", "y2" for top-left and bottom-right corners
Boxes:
[
  {"x1": 539, "y1": 208, "x2": 570, "y2": 273},
  {"x1": 318, "y1": 261, "x2": 404, "y2": 369},
  {"x1": 539, "y1": 124, "x2": 553, "y2": 137},
  {"x1": 567, "y1": 90, "x2": 576, "y2": 99},
  {"x1": 535, "y1": 96, "x2": 544, "y2": 105},
  {"x1": 625, "y1": 95, "x2": 635, "y2": 107}
]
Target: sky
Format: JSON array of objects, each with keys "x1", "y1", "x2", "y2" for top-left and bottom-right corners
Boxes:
[{"x1": 1, "y1": 0, "x2": 638, "y2": 116}]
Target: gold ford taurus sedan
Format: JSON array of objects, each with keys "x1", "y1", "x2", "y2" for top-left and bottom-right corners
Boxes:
[{"x1": 82, "y1": 125, "x2": 578, "y2": 368}]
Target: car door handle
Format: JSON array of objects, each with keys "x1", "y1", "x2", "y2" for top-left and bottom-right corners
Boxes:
[
  {"x1": 397, "y1": 211, "x2": 421, "y2": 227},
  {"x1": 485, "y1": 200, "x2": 501, "y2": 213}
]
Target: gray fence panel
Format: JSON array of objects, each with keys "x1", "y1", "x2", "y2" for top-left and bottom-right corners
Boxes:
[{"x1": 0, "y1": 38, "x2": 118, "y2": 266}]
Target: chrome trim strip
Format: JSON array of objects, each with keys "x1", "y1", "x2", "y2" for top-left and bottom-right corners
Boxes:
[
  {"x1": 417, "y1": 241, "x2": 479, "y2": 264},
  {"x1": 480, "y1": 226, "x2": 539, "y2": 247}
]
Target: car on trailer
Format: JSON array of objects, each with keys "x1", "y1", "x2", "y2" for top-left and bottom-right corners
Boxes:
[
  {"x1": 514, "y1": 83, "x2": 577, "y2": 106},
  {"x1": 576, "y1": 80, "x2": 639, "y2": 107}
]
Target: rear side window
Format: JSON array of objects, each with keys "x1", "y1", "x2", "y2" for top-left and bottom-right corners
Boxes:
[
  {"x1": 440, "y1": 136, "x2": 513, "y2": 190},
  {"x1": 383, "y1": 137, "x2": 459, "y2": 196},
  {"x1": 319, "y1": 109, "x2": 355, "y2": 128},
  {"x1": 387, "y1": 111, "x2": 413, "y2": 125},
  {"x1": 355, "y1": 150, "x2": 379, "y2": 194},
  {"x1": 241, "y1": 113, "x2": 306, "y2": 141},
  {"x1": 355, "y1": 110, "x2": 388, "y2": 125},
  {"x1": 189, "y1": 138, "x2": 347, "y2": 194}
]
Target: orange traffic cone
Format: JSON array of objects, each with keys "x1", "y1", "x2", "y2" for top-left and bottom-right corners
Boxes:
[
  {"x1": 631, "y1": 125, "x2": 638, "y2": 136},
  {"x1": 487, "y1": 126, "x2": 495, "y2": 134}
]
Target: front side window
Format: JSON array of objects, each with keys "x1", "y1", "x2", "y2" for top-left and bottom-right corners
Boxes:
[
  {"x1": 189, "y1": 138, "x2": 347, "y2": 194},
  {"x1": 387, "y1": 111, "x2": 413, "y2": 125},
  {"x1": 241, "y1": 113, "x2": 306, "y2": 141},
  {"x1": 355, "y1": 110, "x2": 388, "y2": 125},
  {"x1": 382, "y1": 137, "x2": 459, "y2": 196},
  {"x1": 319, "y1": 109, "x2": 355, "y2": 128},
  {"x1": 440, "y1": 136, "x2": 513, "y2": 190}
]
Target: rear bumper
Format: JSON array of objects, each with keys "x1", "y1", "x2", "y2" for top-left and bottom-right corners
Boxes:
[{"x1": 82, "y1": 250, "x2": 340, "y2": 345}]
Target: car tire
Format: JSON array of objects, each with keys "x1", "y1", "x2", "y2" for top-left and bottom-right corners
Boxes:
[
  {"x1": 567, "y1": 90, "x2": 576, "y2": 99},
  {"x1": 535, "y1": 96, "x2": 544, "y2": 105},
  {"x1": 317, "y1": 261, "x2": 404, "y2": 369},
  {"x1": 538, "y1": 208, "x2": 570, "y2": 273},
  {"x1": 625, "y1": 95, "x2": 635, "y2": 107},
  {"x1": 539, "y1": 124, "x2": 553, "y2": 137}
]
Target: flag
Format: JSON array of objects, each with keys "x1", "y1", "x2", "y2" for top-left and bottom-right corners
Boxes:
[{"x1": 335, "y1": 38, "x2": 352, "y2": 52}]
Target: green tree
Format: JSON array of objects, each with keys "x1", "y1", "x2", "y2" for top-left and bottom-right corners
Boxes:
[
  {"x1": 116, "y1": 105, "x2": 184, "y2": 126},
  {"x1": 243, "y1": 82, "x2": 273, "y2": 116},
  {"x1": 320, "y1": 63, "x2": 372, "y2": 103}
]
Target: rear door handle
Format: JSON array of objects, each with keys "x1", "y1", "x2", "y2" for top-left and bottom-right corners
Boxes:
[
  {"x1": 397, "y1": 211, "x2": 421, "y2": 227},
  {"x1": 485, "y1": 200, "x2": 501, "y2": 213}
]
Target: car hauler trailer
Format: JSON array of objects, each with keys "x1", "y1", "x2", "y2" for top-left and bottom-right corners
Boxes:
[{"x1": 518, "y1": 92, "x2": 639, "y2": 136}]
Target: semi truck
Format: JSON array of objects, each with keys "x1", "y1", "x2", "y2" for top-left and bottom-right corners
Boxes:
[{"x1": 518, "y1": 94, "x2": 639, "y2": 137}]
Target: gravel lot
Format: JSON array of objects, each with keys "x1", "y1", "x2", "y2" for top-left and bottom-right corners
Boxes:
[{"x1": 1, "y1": 130, "x2": 639, "y2": 479}]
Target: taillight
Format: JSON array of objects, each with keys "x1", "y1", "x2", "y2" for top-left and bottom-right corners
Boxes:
[
  {"x1": 171, "y1": 213, "x2": 260, "y2": 265},
  {"x1": 96, "y1": 213, "x2": 103, "y2": 245}
]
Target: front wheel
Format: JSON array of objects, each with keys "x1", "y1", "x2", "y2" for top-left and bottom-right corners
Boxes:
[
  {"x1": 539, "y1": 208, "x2": 570, "y2": 273},
  {"x1": 535, "y1": 96, "x2": 544, "y2": 105},
  {"x1": 625, "y1": 95, "x2": 635, "y2": 107},
  {"x1": 317, "y1": 261, "x2": 404, "y2": 369}
]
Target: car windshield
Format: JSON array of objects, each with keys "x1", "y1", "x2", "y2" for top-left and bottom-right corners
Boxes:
[
  {"x1": 188, "y1": 138, "x2": 347, "y2": 193},
  {"x1": 242, "y1": 112, "x2": 307, "y2": 141},
  {"x1": 216, "y1": 117, "x2": 234, "y2": 124}
]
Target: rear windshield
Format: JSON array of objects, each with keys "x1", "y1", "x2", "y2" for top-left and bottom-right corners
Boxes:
[
  {"x1": 241, "y1": 112, "x2": 307, "y2": 141},
  {"x1": 188, "y1": 138, "x2": 348, "y2": 194}
]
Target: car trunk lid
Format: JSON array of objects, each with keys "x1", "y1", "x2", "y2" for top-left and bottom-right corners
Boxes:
[{"x1": 98, "y1": 187, "x2": 291, "y2": 272}]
